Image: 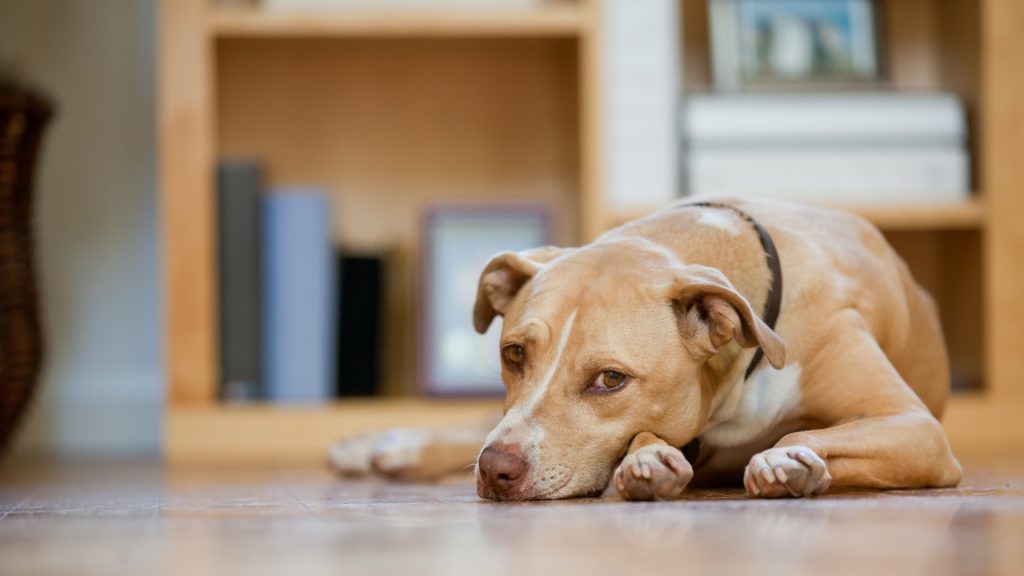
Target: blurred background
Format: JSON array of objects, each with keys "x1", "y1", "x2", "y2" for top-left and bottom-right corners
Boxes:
[
  {"x1": 0, "y1": 0, "x2": 1020, "y2": 465},
  {"x1": 0, "y1": 1, "x2": 160, "y2": 458}
]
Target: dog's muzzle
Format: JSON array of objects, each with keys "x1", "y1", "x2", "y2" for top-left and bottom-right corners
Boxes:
[{"x1": 476, "y1": 442, "x2": 528, "y2": 500}]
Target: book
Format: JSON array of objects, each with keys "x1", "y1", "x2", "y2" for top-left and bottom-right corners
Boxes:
[
  {"x1": 216, "y1": 159, "x2": 264, "y2": 402},
  {"x1": 682, "y1": 92, "x2": 970, "y2": 203},
  {"x1": 602, "y1": 0, "x2": 681, "y2": 211},
  {"x1": 684, "y1": 93, "x2": 965, "y2": 146},
  {"x1": 335, "y1": 253, "x2": 383, "y2": 397},
  {"x1": 263, "y1": 189, "x2": 335, "y2": 403},
  {"x1": 688, "y1": 145, "x2": 969, "y2": 203}
]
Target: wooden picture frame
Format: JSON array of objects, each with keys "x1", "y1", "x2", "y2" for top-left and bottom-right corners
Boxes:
[
  {"x1": 710, "y1": 0, "x2": 883, "y2": 91},
  {"x1": 419, "y1": 203, "x2": 552, "y2": 397}
]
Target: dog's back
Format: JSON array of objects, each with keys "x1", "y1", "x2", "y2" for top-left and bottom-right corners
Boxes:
[{"x1": 611, "y1": 196, "x2": 950, "y2": 418}]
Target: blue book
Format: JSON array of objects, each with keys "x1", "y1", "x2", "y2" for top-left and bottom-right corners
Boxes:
[{"x1": 262, "y1": 189, "x2": 335, "y2": 403}]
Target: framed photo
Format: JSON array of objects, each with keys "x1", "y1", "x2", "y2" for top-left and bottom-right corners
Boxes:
[
  {"x1": 419, "y1": 204, "x2": 552, "y2": 396},
  {"x1": 710, "y1": 0, "x2": 882, "y2": 91}
]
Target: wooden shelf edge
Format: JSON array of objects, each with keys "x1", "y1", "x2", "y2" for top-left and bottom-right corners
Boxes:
[
  {"x1": 208, "y1": 4, "x2": 586, "y2": 38},
  {"x1": 605, "y1": 198, "x2": 986, "y2": 232},
  {"x1": 836, "y1": 197, "x2": 986, "y2": 230},
  {"x1": 165, "y1": 398, "x2": 501, "y2": 465}
]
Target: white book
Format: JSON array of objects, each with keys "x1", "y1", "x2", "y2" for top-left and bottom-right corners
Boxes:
[
  {"x1": 687, "y1": 145, "x2": 970, "y2": 204},
  {"x1": 602, "y1": 0, "x2": 680, "y2": 212},
  {"x1": 684, "y1": 93, "x2": 965, "y2": 145}
]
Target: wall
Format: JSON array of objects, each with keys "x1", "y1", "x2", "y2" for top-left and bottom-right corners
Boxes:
[{"x1": 0, "y1": 0, "x2": 162, "y2": 457}]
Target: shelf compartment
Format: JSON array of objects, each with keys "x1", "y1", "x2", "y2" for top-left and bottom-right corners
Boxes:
[
  {"x1": 216, "y1": 36, "x2": 581, "y2": 396},
  {"x1": 885, "y1": 228, "x2": 985, "y2": 392}
]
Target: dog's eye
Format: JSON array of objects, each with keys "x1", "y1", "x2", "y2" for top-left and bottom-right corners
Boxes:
[
  {"x1": 502, "y1": 344, "x2": 525, "y2": 366},
  {"x1": 591, "y1": 370, "x2": 628, "y2": 392}
]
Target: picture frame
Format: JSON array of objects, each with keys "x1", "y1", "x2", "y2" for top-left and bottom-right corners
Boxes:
[
  {"x1": 710, "y1": 0, "x2": 882, "y2": 91},
  {"x1": 419, "y1": 203, "x2": 552, "y2": 396}
]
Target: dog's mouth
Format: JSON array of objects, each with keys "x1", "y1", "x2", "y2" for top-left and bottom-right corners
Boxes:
[{"x1": 477, "y1": 471, "x2": 609, "y2": 501}]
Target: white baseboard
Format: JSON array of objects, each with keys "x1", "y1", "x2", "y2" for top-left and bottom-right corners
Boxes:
[{"x1": 9, "y1": 372, "x2": 163, "y2": 458}]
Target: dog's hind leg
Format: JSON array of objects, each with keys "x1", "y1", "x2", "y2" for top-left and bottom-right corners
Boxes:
[
  {"x1": 330, "y1": 414, "x2": 498, "y2": 481},
  {"x1": 743, "y1": 322, "x2": 962, "y2": 498}
]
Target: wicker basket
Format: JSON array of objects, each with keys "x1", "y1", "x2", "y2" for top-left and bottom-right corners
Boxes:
[{"x1": 0, "y1": 81, "x2": 53, "y2": 451}]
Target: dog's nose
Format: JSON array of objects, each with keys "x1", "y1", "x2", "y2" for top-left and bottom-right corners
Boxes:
[{"x1": 478, "y1": 443, "x2": 527, "y2": 497}]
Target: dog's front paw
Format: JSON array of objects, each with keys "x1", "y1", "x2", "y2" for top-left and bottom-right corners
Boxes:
[
  {"x1": 744, "y1": 445, "x2": 831, "y2": 498},
  {"x1": 614, "y1": 444, "x2": 693, "y2": 501}
]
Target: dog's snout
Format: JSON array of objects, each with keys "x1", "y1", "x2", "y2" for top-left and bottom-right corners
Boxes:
[{"x1": 478, "y1": 444, "x2": 527, "y2": 497}]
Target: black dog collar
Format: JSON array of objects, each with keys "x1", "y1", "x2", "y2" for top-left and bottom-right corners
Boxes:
[{"x1": 681, "y1": 201, "x2": 783, "y2": 380}]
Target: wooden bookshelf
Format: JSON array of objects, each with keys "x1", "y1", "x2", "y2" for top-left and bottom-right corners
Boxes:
[{"x1": 160, "y1": 0, "x2": 1024, "y2": 465}]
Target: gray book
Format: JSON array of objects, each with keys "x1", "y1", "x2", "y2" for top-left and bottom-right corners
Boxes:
[{"x1": 217, "y1": 159, "x2": 264, "y2": 402}]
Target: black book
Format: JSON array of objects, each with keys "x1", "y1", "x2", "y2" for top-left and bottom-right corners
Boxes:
[
  {"x1": 217, "y1": 159, "x2": 264, "y2": 402},
  {"x1": 335, "y1": 253, "x2": 383, "y2": 397}
]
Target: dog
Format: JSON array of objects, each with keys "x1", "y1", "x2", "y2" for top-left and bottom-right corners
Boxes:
[{"x1": 330, "y1": 196, "x2": 963, "y2": 500}]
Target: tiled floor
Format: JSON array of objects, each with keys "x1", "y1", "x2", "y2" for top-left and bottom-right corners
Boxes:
[{"x1": 1, "y1": 458, "x2": 1023, "y2": 576}]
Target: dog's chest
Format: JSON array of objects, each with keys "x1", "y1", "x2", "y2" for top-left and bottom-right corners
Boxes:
[{"x1": 701, "y1": 363, "x2": 803, "y2": 448}]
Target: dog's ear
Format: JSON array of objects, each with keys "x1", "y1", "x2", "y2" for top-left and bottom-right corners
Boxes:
[
  {"x1": 473, "y1": 246, "x2": 570, "y2": 334},
  {"x1": 664, "y1": 265, "x2": 785, "y2": 369}
]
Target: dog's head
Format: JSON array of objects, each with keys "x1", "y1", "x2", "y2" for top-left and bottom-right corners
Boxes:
[{"x1": 472, "y1": 237, "x2": 785, "y2": 500}]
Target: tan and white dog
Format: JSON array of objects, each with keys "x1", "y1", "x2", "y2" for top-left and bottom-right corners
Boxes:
[{"x1": 331, "y1": 196, "x2": 962, "y2": 500}]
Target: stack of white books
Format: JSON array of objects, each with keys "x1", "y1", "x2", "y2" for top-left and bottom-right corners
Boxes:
[{"x1": 682, "y1": 93, "x2": 971, "y2": 204}]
